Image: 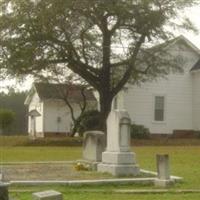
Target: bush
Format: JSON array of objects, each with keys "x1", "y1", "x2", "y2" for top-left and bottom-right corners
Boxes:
[
  {"x1": 130, "y1": 124, "x2": 150, "y2": 139},
  {"x1": 77, "y1": 110, "x2": 101, "y2": 136}
]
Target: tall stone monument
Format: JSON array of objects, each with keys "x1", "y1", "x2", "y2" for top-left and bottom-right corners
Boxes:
[{"x1": 98, "y1": 110, "x2": 140, "y2": 176}]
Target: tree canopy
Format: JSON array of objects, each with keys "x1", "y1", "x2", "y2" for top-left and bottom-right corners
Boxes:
[{"x1": 0, "y1": 0, "x2": 198, "y2": 129}]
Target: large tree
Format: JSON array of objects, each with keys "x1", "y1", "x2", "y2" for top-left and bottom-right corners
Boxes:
[{"x1": 0, "y1": 0, "x2": 198, "y2": 130}]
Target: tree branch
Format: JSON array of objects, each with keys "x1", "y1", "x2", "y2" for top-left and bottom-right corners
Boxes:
[
  {"x1": 79, "y1": 87, "x2": 87, "y2": 112},
  {"x1": 111, "y1": 34, "x2": 146, "y2": 96}
]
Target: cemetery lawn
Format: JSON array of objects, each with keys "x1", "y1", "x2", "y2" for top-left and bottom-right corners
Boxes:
[
  {"x1": 1, "y1": 137, "x2": 200, "y2": 199},
  {"x1": 0, "y1": 146, "x2": 82, "y2": 162},
  {"x1": 4, "y1": 146, "x2": 200, "y2": 200},
  {"x1": 0, "y1": 146, "x2": 200, "y2": 189},
  {"x1": 0, "y1": 145, "x2": 199, "y2": 189}
]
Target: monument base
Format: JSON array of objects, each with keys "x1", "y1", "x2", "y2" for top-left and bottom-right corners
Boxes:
[
  {"x1": 100, "y1": 151, "x2": 137, "y2": 164},
  {"x1": 98, "y1": 163, "x2": 140, "y2": 176},
  {"x1": 154, "y1": 178, "x2": 174, "y2": 187},
  {"x1": 98, "y1": 151, "x2": 140, "y2": 176}
]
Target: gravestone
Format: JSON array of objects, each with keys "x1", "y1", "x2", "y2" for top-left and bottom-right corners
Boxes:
[
  {"x1": 98, "y1": 110, "x2": 140, "y2": 176},
  {"x1": 83, "y1": 131, "x2": 105, "y2": 162},
  {"x1": 0, "y1": 182, "x2": 9, "y2": 200},
  {"x1": 154, "y1": 154, "x2": 174, "y2": 187},
  {"x1": 32, "y1": 190, "x2": 63, "y2": 200}
]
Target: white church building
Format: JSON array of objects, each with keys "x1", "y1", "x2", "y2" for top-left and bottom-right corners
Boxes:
[
  {"x1": 25, "y1": 83, "x2": 96, "y2": 138},
  {"x1": 112, "y1": 35, "x2": 200, "y2": 136}
]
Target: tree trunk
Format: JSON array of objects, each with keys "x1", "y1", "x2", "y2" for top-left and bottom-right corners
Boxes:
[
  {"x1": 99, "y1": 92, "x2": 113, "y2": 134},
  {"x1": 70, "y1": 117, "x2": 81, "y2": 137}
]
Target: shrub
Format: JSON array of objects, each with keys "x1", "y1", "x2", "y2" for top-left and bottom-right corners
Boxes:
[
  {"x1": 77, "y1": 110, "x2": 101, "y2": 136},
  {"x1": 130, "y1": 124, "x2": 150, "y2": 139}
]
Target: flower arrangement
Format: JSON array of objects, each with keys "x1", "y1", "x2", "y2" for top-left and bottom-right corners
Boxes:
[{"x1": 74, "y1": 162, "x2": 91, "y2": 171}]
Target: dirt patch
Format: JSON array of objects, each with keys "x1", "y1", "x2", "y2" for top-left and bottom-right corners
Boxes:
[
  {"x1": 1, "y1": 163, "x2": 152, "y2": 181},
  {"x1": 1, "y1": 163, "x2": 113, "y2": 181}
]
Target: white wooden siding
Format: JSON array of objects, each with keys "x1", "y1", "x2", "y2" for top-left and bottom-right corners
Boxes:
[
  {"x1": 122, "y1": 43, "x2": 200, "y2": 134},
  {"x1": 43, "y1": 100, "x2": 81, "y2": 134},
  {"x1": 192, "y1": 71, "x2": 200, "y2": 130}
]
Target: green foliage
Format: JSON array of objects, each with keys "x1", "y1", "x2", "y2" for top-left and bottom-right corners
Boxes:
[
  {"x1": 77, "y1": 110, "x2": 101, "y2": 136},
  {"x1": 0, "y1": 108, "x2": 15, "y2": 133},
  {"x1": 0, "y1": 0, "x2": 196, "y2": 77},
  {"x1": 130, "y1": 124, "x2": 150, "y2": 139}
]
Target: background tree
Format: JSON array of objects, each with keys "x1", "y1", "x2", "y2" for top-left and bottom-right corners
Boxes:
[
  {"x1": 36, "y1": 71, "x2": 95, "y2": 136},
  {"x1": 0, "y1": 108, "x2": 15, "y2": 134},
  {"x1": 0, "y1": 0, "x2": 198, "y2": 131},
  {"x1": 49, "y1": 82, "x2": 92, "y2": 136},
  {"x1": 58, "y1": 83, "x2": 88, "y2": 136},
  {"x1": 0, "y1": 90, "x2": 28, "y2": 134}
]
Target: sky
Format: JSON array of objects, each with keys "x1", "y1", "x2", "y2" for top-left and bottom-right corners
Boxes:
[
  {"x1": 0, "y1": 4, "x2": 200, "y2": 93},
  {"x1": 183, "y1": 5, "x2": 200, "y2": 47}
]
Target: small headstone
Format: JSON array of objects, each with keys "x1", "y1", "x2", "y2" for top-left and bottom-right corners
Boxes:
[
  {"x1": 32, "y1": 190, "x2": 63, "y2": 200},
  {"x1": 83, "y1": 131, "x2": 105, "y2": 162},
  {"x1": 98, "y1": 110, "x2": 140, "y2": 176},
  {"x1": 157, "y1": 154, "x2": 170, "y2": 180},
  {"x1": 0, "y1": 182, "x2": 9, "y2": 200},
  {"x1": 154, "y1": 154, "x2": 174, "y2": 187}
]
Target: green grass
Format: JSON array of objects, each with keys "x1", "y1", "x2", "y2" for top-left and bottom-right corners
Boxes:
[
  {"x1": 1, "y1": 136, "x2": 200, "y2": 147},
  {"x1": 0, "y1": 146, "x2": 82, "y2": 162},
  {"x1": 0, "y1": 136, "x2": 82, "y2": 146},
  {"x1": 0, "y1": 144, "x2": 200, "y2": 189},
  {"x1": 1, "y1": 145, "x2": 200, "y2": 190},
  {"x1": 0, "y1": 145, "x2": 199, "y2": 189},
  {"x1": 10, "y1": 191, "x2": 200, "y2": 200},
  {"x1": 0, "y1": 136, "x2": 200, "y2": 199},
  {"x1": 134, "y1": 146, "x2": 200, "y2": 189}
]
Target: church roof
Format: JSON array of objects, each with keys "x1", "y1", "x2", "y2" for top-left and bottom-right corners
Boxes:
[
  {"x1": 25, "y1": 82, "x2": 96, "y2": 105},
  {"x1": 191, "y1": 59, "x2": 200, "y2": 71}
]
